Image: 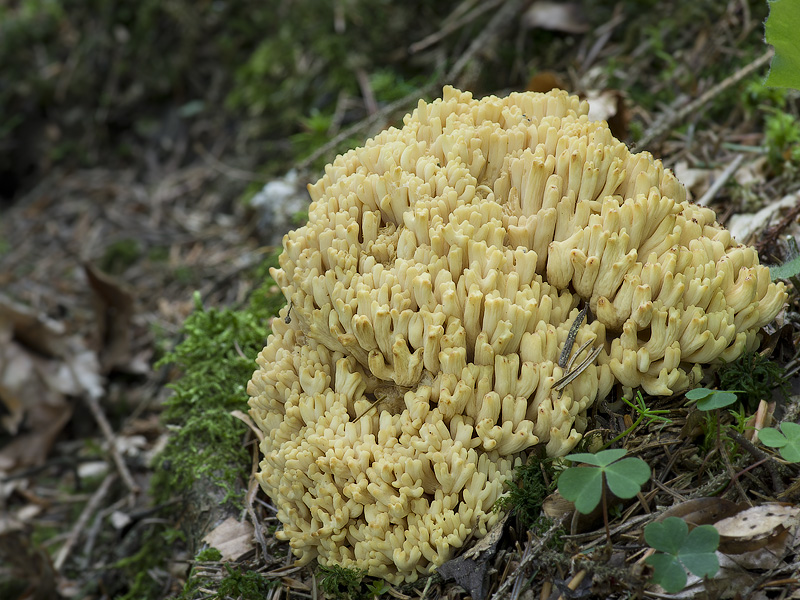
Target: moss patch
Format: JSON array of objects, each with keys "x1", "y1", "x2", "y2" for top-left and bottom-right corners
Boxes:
[{"x1": 152, "y1": 255, "x2": 285, "y2": 505}]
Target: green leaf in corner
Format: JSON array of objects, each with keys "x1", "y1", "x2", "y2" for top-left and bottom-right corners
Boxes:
[
  {"x1": 765, "y1": 0, "x2": 800, "y2": 91},
  {"x1": 644, "y1": 517, "x2": 720, "y2": 593},
  {"x1": 769, "y1": 254, "x2": 800, "y2": 281},
  {"x1": 759, "y1": 422, "x2": 800, "y2": 462}
]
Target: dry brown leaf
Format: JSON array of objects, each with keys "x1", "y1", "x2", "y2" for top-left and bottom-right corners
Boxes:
[
  {"x1": 0, "y1": 296, "x2": 104, "y2": 475},
  {"x1": 658, "y1": 497, "x2": 744, "y2": 527},
  {"x1": 727, "y1": 190, "x2": 800, "y2": 243},
  {"x1": 0, "y1": 518, "x2": 58, "y2": 600},
  {"x1": 0, "y1": 384, "x2": 24, "y2": 435},
  {"x1": 584, "y1": 90, "x2": 629, "y2": 140},
  {"x1": 202, "y1": 516, "x2": 255, "y2": 562},
  {"x1": 437, "y1": 514, "x2": 508, "y2": 600},
  {"x1": 281, "y1": 577, "x2": 311, "y2": 591},
  {"x1": 542, "y1": 491, "x2": 575, "y2": 520},
  {"x1": 715, "y1": 503, "x2": 800, "y2": 555},
  {"x1": 231, "y1": 409, "x2": 263, "y2": 443},
  {"x1": 84, "y1": 263, "x2": 139, "y2": 374},
  {"x1": 0, "y1": 293, "x2": 68, "y2": 358}
]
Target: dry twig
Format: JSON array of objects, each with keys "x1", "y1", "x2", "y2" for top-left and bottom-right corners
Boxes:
[
  {"x1": 636, "y1": 49, "x2": 774, "y2": 149},
  {"x1": 54, "y1": 472, "x2": 117, "y2": 571},
  {"x1": 84, "y1": 395, "x2": 140, "y2": 494}
]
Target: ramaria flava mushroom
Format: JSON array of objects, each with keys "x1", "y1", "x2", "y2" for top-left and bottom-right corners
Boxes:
[{"x1": 247, "y1": 86, "x2": 786, "y2": 582}]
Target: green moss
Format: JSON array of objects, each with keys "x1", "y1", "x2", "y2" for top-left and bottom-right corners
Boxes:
[
  {"x1": 764, "y1": 109, "x2": 800, "y2": 175},
  {"x1": 318, "y1": 565, "x2": 368, "y2": 600},
  {"x1": 148, "y1": 246, "x2": 170, "y2": 262},
  {"x1": 151, "y1": 252, "x2": 285, "y2": 505},
  {"x1": 717, "y1": 350, "x2": 790, "y2": 411},
  {"x1": 494, "y1": 459, "x2": 548, "y2": 528},
  {"x1": 101, "y1": 238, "x2": 141, "y2": 275},
  {"x1": 177, "y1": 563, "x2": 277, "y2": 600},
  {"x1": 114, "y1": 521, "x2": 174, "y2": 600},
  {"x1": 173, "y1": 265, "x2": 196, "y2": 285},
  {"x1": 195, "y1": 547, "x2": 222, "y2": 562},
  {"x1": 112, "y1": 255, "x2": 284, "y2": 600},
  {"x1": 217, "y1": 566, "x2": 276, "y2": 599}
]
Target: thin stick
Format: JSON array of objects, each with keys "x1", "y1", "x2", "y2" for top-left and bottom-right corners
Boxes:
[
  {"x1": 558, "y1": 305, "x2": 588, "y2": 368},
  {"x1": 557, "y1": 569, "x2": 587, "y2": 600},
  {"x1": 353, "y1": 399, "x2": 379, "y2": 422},
  {"x1": 54, "y1": 472, "x2": 117, "y2": 570},
  {"x1": 248, "y1": 444, "x2": 270, "y2": 560},
  {"x1": 409, "y1": 0, "x2": 504, "y2": 54},
  {"x1": 636, "y1": 49, "x2": 774, "y2": 149},
  {"x1": 696, "y1": 154, "x2": 745, "y2": 206},
  {"x1": 84, "y1": 395, "x2": 140, "y2": 494},
  {"x1": 489, "y1": 515, "x2": 569, "y2": 600},
  {"x1": 566, "y1": 338, "x2": 594, "y2": 372},
  {"x1": 601, "y1": 474, "x2": 611, "y2": 543},
  {"x1": 443, "y1": 0, "x2": 527, "y2": 85},
  {"x1": 420, "y1": 575, "x2": 435, "y2": 600},
  {"x1": 727, "y1": 429, "x2": 784, "y2": 493},
  {"x1": 553, "y1": 345, "x2": 604, "y2": 392}
]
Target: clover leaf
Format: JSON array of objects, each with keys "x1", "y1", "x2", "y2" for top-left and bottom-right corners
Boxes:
[
  {"x1": 765, "y1": 0, "x2": 800, "y2": 90},
  {"x1": 644, "y1": 517, "x2": 720, "y2": 593},
  {"x1": 685, "y1": 387, "x2": 738, "y2": 411},
  {"x1": 558, "y1": 449, "x2": 650, "y2": 514},
  {"x1": 758, "y1": 422, "x2": 800, "y2": 462}
]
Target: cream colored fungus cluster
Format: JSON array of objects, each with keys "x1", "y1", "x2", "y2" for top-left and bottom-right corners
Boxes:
[{"x1": 248, "y1": 86, "x2": 786, "y2": 582}]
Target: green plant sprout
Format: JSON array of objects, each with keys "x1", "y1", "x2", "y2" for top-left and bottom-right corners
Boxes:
[
  {"x1": 558, "y1": 449, "x2": 650, "y2": 540},
  {"x1": 644, "y1": 517, "x2": 720, "y2": 593},
  {"x1": 603, "y1": 391, "x2": 672, "y2": 449},
  {"x1": 364, "y1": 580, "x2": 391, "y2": 598},
  {"x1": 686, "y1": 387, "x2": 743, "y2": 462},
  {"x1": 758, "y1": 422, "x2": 800, "y2": 462}
]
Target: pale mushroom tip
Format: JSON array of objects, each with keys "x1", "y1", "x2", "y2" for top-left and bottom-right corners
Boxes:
[{"x1": 247, "y1": 86, "x2": 786, "y2": 582}]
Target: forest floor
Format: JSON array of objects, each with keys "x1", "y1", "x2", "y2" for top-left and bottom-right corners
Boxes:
[{"x1": 2, "y1": 1, "x2": 800, "y2": 599}]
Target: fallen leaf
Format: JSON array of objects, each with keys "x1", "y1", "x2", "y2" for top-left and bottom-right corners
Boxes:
[
  {"x1": 0, "y1": 518, "x2": 59, "y2": 600},
  {"x1": 0, "y1": 296, "x2": 105, "y2": 476},
  {"x1": 727, "y1": 190, "x2": 800, "y2": 243},
  {"x1": 542, "y1": 491, "x2": 574, "y2": 520},
  {"x1": 714, "y1": 503, "x2": 800, "y2": 555},
  {"x1": 231, "y1": 409, "x2": 264, "y2": 443},
  {"x1": 0, "y1": 293, "x2": 68, "y2": 357},
  {"x1": 281, "y1": 577, "x2": 311, "y2": 591},
  {"x1": 0, "y1": 384, "x2": 24, "y2": 435},
  {"x1": 202, "y1": 517, "x2": 255, "y2": 562},
  {"x1": 657, "y1": 497, "x2": 744, "y2": 528},
  {"x1": 584, "y1": 90, "x2": 629, "y2": 140},
  {"x1": 84, "y1": 264, "x2": 139, "y2": 374}
]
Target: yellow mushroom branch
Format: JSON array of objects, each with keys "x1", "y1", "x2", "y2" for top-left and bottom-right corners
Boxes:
[{"x1": 247, "y1": 87, "x2": 786, "y2": 583}]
